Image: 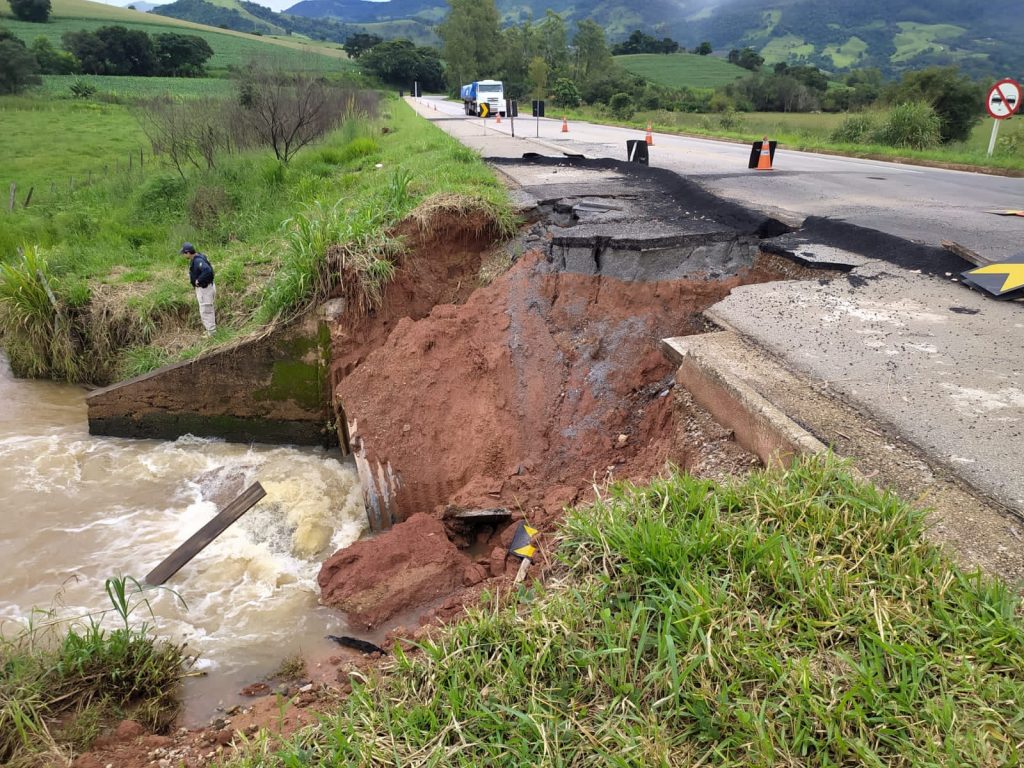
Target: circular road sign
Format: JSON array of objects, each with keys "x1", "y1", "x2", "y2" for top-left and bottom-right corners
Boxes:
[{"x1": 986, "y1": 78, "x2": 1021, "y2": 119}]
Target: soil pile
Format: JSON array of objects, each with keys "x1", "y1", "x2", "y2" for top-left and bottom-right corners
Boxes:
[
  {"x1": 336, "y1": 249, "x2": 787, "y2": 533},
  {"x1": 318, "y1": 513, "x2": 467, "y2": 627}
]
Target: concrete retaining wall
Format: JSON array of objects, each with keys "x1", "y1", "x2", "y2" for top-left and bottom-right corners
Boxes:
[{"x1": 87, "y1": 315, "x2": 340, "y2": 447}]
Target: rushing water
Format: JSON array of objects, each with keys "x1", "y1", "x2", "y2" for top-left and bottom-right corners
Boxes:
[{"x1": 0, "y1": 354, "x2": 368, "y2": 724}]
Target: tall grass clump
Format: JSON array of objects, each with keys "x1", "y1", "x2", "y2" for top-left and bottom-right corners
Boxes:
[
  {"x1": 0, "y1": 577, "x2": 189, "y2": 767},
  {"x1": 0, "y1": 246, "x2": 81, "y2": 381},
  {"x1": 874, "y1": 102, "x2": 942, "y2": 150},
  {"x1": 239, "y1": 456, "x2": 1024, "y2": 767}
]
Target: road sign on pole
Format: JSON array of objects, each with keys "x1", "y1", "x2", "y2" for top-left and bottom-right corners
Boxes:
[
  {"x1": 986, "y1": 78, "x2": 1021, "y2": 119},
  {"x1": 985, "y1": 78, "x2": 1021, "y2": 157}
]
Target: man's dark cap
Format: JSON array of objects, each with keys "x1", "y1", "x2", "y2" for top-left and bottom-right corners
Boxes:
[{"x1": 180, "y1": 242, "x2": 196, "y2": 254}]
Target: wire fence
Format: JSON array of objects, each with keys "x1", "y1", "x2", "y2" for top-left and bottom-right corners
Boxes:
[{"x1": 5, "y1": 146, "x2": 157, "y2": 212}]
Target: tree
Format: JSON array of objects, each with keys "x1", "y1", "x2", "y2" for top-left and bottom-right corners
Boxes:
[
  {"x1": 342, "y1": 32, "x2": 382, "y2": 60},
  {"x1": 30, "y1": 36, "x2": 78, "y2": 74},
  {"x1": 360, "y1": 39, "x2": 444, "y2": 91},
  {"x1": 886, "y1": 66, "x2": 982, "y2": 143},
  {"x1": 535, "y1": 10, "x2": 567, "y2": 74},
  {"x1": 608, "y1": 92, "x2": 633, "y2": 120},
  {"x1": 551, "y1": 77, "x2": 580, "y2": 108},
  {"x1": 727, "y1": 47, "x2": 764, "y2": 71},
  {"x1": 572, "y1": 19, "x2": 611, "y2": 82},
  {"x1": 62, "y1": 26, "x2": 157, "y2": 76},
  {"x1": 235, "y1": 64, "x2": 356, "y2": 163},
  {"x1": 438, "y1": 0, "x2": 501, "y2": 91},
  {"x1": 0, "y1": 37, "x2": 41, "y2": 93},
  {"x1": 611, "y1": 30, "x2": 680, "y2": 55},
  {"x1": 153, "y1": 32, "x2": 213, "y2": 76},
  {"x1": 526, "y1": 55, "x2": 547, "y2": 99},
  {"x1": 9, "y1": 0, "x2": 50, "y2": 23},
  {"x1": 696, "y1": 41, "x2": 712, "y2": 56}
]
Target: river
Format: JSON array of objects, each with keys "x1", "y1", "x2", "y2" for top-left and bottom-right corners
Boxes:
[{"x1": 0, "y1": 354, "x2": 367, "y2": 724}]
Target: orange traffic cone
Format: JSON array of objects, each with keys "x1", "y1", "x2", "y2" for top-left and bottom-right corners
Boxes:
[
  {"x1": 756, "y1": 137, "x2": 773, "y2": 171},
  {"x1": 645, "y1": 122, "x2": 654, "y2": 146},
  {"x1": 562, "y1": 116, "x2": 569, "y2": 133},
  {"x1": 496, "y1": 112, "x2": 501, "y2": 124}
]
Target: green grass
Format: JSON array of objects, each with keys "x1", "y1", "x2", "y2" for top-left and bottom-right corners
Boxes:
[
  {"x1": 39, "y1": 73, "x2": 237, "y2": 98},
  {"x1": 0, "y1": 576, "x2": 188, "y2": 767},
  {"x1": 759, "y1": 34, "x2": 816, "y2": 65},
  {"x1": 222, "y1": 456, "x2": 1024, "y2": 766},
  {"x1": 821, "y1": 36, "x2": 869, "y2": 69},
  {"x1": 0, "y1": 0, "x2": 352, "y2": 72},
  {"x1": 0, "y1": 98, "x2": 516, "y2": 383},
  {"x1": 892, "y1": 22, "x2": 967, "y2": 63},
  {"x1": 614, "y1": 53, "x2": 749, "y2": 89},
  {"x1": 0, "y1": 96, "x2": 148, "y2": 194}
]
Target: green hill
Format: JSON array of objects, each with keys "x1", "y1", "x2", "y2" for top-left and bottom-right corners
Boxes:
[
  {"x1": 0, "y1": 0, "x2": 352, "y2": 71},
  {"x1": 615, "y1": 53, "x2": 749, "y2": 89}
]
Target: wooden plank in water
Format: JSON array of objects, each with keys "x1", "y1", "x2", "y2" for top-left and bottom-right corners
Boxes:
[{"x1": 144, "y1": 482, "x2": 267, "y2": 586}]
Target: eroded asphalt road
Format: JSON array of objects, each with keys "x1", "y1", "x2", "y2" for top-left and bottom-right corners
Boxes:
[{"x1": 408, "y1": 96, "x2": 1024, "y2": 525}]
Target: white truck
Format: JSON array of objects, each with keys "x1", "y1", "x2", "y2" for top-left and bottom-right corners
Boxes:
[{"x1": 460, "y1": 79, "x2": 505, "y2": 117}]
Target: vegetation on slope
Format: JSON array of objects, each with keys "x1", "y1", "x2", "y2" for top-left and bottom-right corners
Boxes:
[
  {"x1": 0, "y1": 577, "x2": 189, "y2": 768},
  {"x1": 614, "y1": 53, "x2": 749, "y2": 90},
  {"x1": 225, "y1": 456, "x2": 1024, "y2": 766},
  {"x1": 0, "y1": 97, "x2": 515, "y2": 384},
  {"x1": 0, "y1": 0, "x2": 352, "y2": 71}
]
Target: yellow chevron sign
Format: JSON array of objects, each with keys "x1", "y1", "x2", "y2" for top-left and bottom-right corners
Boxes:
[
  {"x1": 509, "y1": 522, "x2": 538, "y2": 559},
  {"x1": 962, "y1": 257, "x2": 1024, "y2": 297},
  {"x1": 479, "y1": 103, "x2": 489, "y2": 118}
]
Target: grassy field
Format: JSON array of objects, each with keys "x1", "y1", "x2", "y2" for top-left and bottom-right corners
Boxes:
[
  {"x1": 224, "y1": 457, "x2": 1024, "y2": 767},
  {"x1": 892, "y1": 22, "x2": 966, "y2": 63},
  {"x1": 615, "y1": 53, "x2": 749, "y2": 89},
  {"x1": 0, "y1": 96, "x2": 148, "y2": 195},
  {"x1": 0, "y1": 0, "x2": 351, "y2": 71}
]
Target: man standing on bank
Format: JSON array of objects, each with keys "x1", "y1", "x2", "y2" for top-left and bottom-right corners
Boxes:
[{"x1": 181, "y1": 242, "x2": 216, "y2": 336}]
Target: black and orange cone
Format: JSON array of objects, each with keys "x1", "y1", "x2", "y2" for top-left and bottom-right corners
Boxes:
[
  {"x1": 645, "y1": 122, "x2": 654, "y2": 146},
  {"x1": 561, "y1": 116, "x2": 569, "y2": 133},
  {"x1": 756, "y1": 136, "x2": 773, "y2": 171}
]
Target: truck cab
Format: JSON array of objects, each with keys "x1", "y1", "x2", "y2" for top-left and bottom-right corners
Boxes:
[{"x1": 461, "y1": 80, "x2": 505, "y2": 117}]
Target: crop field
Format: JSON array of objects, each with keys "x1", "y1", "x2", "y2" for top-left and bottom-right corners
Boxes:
[
  {"x1": 39, "y1": 74, "x2": 236, "y2": 98},
  {"x1": 614, "y1": 53, "x2": 749, "y2": 89},
  {"x1": 0, "y1": 0, "x2": 351, "y2": 71}
]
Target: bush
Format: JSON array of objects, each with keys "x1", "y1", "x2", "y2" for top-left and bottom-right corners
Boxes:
[
  {"x1": 830, "y1": 113, "x2": 878, "y2": 144},
  {"x1": 551, "y1": 77, "x2": 581, "y2": 108},
  {"x1": 0, "y1": 38, "x2": 41, "y2": 95},
  {"x1": 69, "y1": 78, "x2": 97, "y2": 98},
  {"x1": 886, "y1": 66, "x2": 982, "y2": 144},
  {"x1": 608, "y1": 92, "x2": 634, "y2": 120},
  {"x1": 187, "y1": 185, "x2": 234, "y2": 231},
  {"x1": 9, "y1": 0, "x2": 50, "y2": 22},
  {"x1": 873, "y1": 102, "x2": 941, "y2": 150}
]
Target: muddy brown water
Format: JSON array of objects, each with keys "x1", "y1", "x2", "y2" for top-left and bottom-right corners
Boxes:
[{"x1": 0, "y1": 355, "x2": 369, "y2": 725}]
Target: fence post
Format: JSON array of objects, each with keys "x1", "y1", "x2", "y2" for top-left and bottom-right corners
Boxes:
[
  {"x1": 140, "y1": 149, "x2": 144, "y2": 170},
  {"x1": 8, "y1": 183, "x2": 14, "y2": 212},
  {"x1": 129, "y1": 153, "x2": 133, "y2": 171},
  {"x1": 23, "y1": 187, "x2": 33, "y2": 208}
]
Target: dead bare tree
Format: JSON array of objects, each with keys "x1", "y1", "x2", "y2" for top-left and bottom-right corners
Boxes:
[
  {"x1": 233, "y1": 64, "x2": 357, "y2": 163},
  {"x1": 135, "y1": 97, "x2": 232, "y2": 178}
]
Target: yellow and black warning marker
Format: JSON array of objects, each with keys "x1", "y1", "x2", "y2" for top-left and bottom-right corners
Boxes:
[
  {"x1": 508, "y1": 521, "x2": 538, "y2": 560},
  {"x1": 985, "y1": 209, "x2": 1024, "y2": 217},
  {"x1": 961, "y1": 253, "x2": 1024, "y2": 299},
  {"x1": 479, "y1": 103, "x2": 490, "y2": 118}
]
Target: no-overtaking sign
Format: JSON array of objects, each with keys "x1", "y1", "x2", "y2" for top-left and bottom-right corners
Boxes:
[{"x1": 986, "y1": 78, "x2": 1021, "y2": 120}]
